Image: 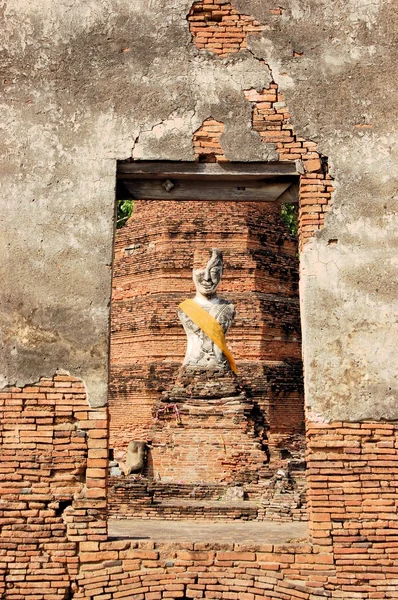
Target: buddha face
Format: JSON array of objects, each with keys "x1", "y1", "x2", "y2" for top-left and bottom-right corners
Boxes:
[{"x1": 193, "y1": 249, "x2": 223, "y2": 298}]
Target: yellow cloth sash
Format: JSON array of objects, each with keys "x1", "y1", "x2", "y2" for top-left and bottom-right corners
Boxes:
[{"x1": 179, "y1": 299, "x2": 237, "y2": 374}]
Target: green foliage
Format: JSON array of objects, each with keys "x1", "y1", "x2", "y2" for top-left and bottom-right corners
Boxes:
[
  {"x1": 281, "y1": 203, "x2": 298, "y2": 237},
  {"x1": 117, "y1": 199, "x2": 134, "y2": 228}
]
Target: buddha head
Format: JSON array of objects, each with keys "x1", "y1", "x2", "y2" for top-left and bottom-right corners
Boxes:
[{"x1": 193, "y1": 248, "x2": 223, "y2": 298}]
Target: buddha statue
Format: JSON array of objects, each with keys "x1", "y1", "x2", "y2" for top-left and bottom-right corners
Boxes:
[{"x1": 178, "y1": 248, "x2": 236, "y2": 373}]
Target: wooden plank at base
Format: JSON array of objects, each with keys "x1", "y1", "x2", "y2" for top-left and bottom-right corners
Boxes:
[
  {"x1": 117, "y1": 161, "x2": 298, "y2": 180},
  {"x1": 123, "y1": 179, "x2": 292, "y2": 202}
]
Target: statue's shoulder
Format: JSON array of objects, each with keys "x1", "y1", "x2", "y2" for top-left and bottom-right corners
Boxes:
[
  {"x1": 216, "y1": 298, "x2": 234, "y2": 312},
  {"x1": 211, "y1": 299, "x2": 235, "y2": 321},
  {"x1": 217, "y1": 298, "x2": 233, "y2": 307}
]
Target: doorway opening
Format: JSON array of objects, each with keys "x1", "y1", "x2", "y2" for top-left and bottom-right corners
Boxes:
[{"x1": 108, "y1": 161, "x2": 306, "y2": 526}]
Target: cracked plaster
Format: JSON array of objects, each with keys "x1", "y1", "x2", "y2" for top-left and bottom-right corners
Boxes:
[
  {"x1": 232, "y1": 1, "x2": 397, "y2": 420},
  {"x1": 0, "y1": 0, "x2": 276, "y2": 406},
  {"x1": 1, "y1": 0, "x2": 398, "y2": 418}
]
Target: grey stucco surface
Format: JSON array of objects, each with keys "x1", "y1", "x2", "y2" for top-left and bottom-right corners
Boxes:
[
  {"x1": 1, "y1": 0, "x2": 397, "y2": 417},
  {"x1": 234, "y1": 0, "x2": 398, "y2": 421}
]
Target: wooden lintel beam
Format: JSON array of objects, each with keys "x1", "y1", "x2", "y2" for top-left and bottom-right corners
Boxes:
[
  {"x1": 117, "y1": 161, "x2": 299, "y2": 180},
  {"x1": 275, "y1": 182, "x2": 300, "y2": 205},
  {"x1": 122, "y1": 179, "x2": 294, "y2": 202}
]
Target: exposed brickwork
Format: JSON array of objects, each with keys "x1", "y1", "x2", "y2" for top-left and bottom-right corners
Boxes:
[
  {"x1": 0, "y1": 0, "x2": 394, "y2": 597},
  {"x1": 108, "y1": 479, "x2": 307, "y2": 522},
  {"x1": 189, "y1": 0, "x2": 335, "y2": 245},
  {"x1": 244, "y1": 88, "x2": 334, "y2": 244},
  {"x1": 151, "y1": 370, "x2": 268, "y2": 485},
  {"x1": 0, "y1": 374, "x2": 107, "y2": 599},
  {"x1": 192, "y1": 118, "x2": 225, "y2": 162},
  {"x1": 109, "y1": 493, "x2": 263, "y2": 521},
  {"x1": 1, "y1": 376, "x2": 398, "y2": 597},
  {"x1": 307, "y1": 421, "x2": 398, "y2": 598},
  {"x1": 188, "y1": 1, "x2": 265, "y2": 57},
  {"x1": 74, "y1": 539, "x2": 328, "y2": 600}
]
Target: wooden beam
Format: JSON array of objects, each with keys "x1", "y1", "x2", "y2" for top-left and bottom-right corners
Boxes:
[
  {"x1": 117, "y1": 161, "x2": 299, "y2": 180},
  {"x1": 123, "y1": 179, "x2": 293, "y2": 202},
  {"x1": 275, "y1": 182, "x2": 299, "y2": 205}
]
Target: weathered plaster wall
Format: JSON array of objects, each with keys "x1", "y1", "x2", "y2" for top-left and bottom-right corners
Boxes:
[
  {"x1": 1, "y1": 3, "x2": 398, "y2": 598},
  {"x1": 1, "y1": 0, "x2": 397, "y2": 419},
  {"x1": 234, "y1": 0, "x2": 398, "y2": 420}
]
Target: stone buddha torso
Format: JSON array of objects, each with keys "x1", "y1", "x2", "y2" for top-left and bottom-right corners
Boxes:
[
  {"x1": 178, "y1": 297, "x2": 235, "y2": 370},
  {"x1": 178, "y1": 248, "x2": 235, "y2": 372}
]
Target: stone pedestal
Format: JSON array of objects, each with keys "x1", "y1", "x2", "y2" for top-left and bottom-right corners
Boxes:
[
  {"x1": 150, "y1": 369, "x2": 268, "y2": 484},
  {"x1": 108, "y1": 369, "x2": 307, "y2": 522}
]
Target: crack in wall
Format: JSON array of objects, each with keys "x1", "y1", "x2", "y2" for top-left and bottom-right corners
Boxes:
[{"x1": 186, "y1": 0, "x2": 335, "y2": 246}]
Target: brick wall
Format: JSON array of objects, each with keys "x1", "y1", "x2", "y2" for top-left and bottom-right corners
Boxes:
[
  {"x1": 108, "y1": 478, "x2": 307, "y2": 522},
  {"x1": 0, "y1": 374, "x2": 107, "y2": 599},
  {"x1": 150, "y1": 391, "x2": 267, "y2": 484},
  {"x1": 193, "y1": 118, "x2": 225, "y2": 162},
  {"x1": 73, "y1": 539, "x2": 330, "y2": 600},
  {"x1": 1, "y1": 2, "x2": 394, "y2": 597},
  {"x1": 307, "y1": 422, "x2": 398, "y2": 598},
  {"x1": 3, "y1": 382, "x2": 398, "y2": 598},
  {"x1": 244, "y1": 87, "x2": 334, "y2": 245},
  {"x1": 188, "y1": 0, "x2": 265, "y2": 57}
]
